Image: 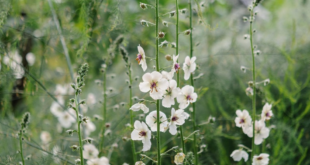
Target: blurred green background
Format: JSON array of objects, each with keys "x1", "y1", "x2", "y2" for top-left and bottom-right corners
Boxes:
[{"x1": 0, "y1": 0, "x2": 309, "y2": 164}]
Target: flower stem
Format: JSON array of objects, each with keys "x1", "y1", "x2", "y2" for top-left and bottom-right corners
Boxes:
[
  {"x1": 19, "y1": 130, "x2": 25, "y2": 165},
  {"x1": 189, "y1": 0, "x2": 198, "y2": 164},
  {"x1": 155, "y1": 0, "x2": 161, "y2": 163},
  {"x1": 249, "y1": 8, "x2": 256, "y2": 160},
  {"x1": 75, "y1": 94, "x2": 84, "y2": 165},
  {"x1": 99, "y1": 69, "x2": 107, "y2": 154},
  {"x1": 129, "y1": 66, "x2": 137, "y2": 163},
  {"x1": 175, "y1": 0, "x2": 185, "y2": 154}
]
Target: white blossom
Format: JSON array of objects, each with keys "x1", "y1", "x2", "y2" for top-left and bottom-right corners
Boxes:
[
  {"x1": 145, "y1": 111, "x2": 168, "y2": 132},
  {"x1": 177, "y1": 85, "x2": 197, "y2": 109},
  {"x1": 86, "y1": 157, "x2": 110, "y2": 165},
  {"x1": 26, "y1": 52, "x2": 35, "y2": 66},
  {"x1": 171, "y1": 54, "x2": 181, "y2": 73},
  {"x1": 82, "y1": 120, "x2": 96, "y2": 137},
  {"x1": 130, "y1": 103, "x2": 149, "y2": 113},
  {"x1": 83, "y1": 144, "x2": 99, "y2": 159},
  {"x1": 182, "y1": 56, "x2": 196, "y2": 80},
  {"x1": 162, "y1": 80, "x2": 181, "y2": 108},
  {"x1": 261, "y1": 103, "x2": 273, "y2": 121},
  {"x1": 135, "y1": 161, "x2": 145, "y2": 165},
  {"x1": 161, "y1": 71, "x2": 174, "y2": 81},
  {"x1": 136, "y1": 45, "x2": 147, "y2": 71},
  {"x1": 254, "y1": 120, "x2": 270, "y2": 145},
  {"x1": 252, "y1": 153, "x2": 269, "y2": 165},
  {"x1": 174, "y1": 152, "x2": 186, "y2": 165},
  {"x1": 169, "y1": 108, "x2": 190, "y2": 135},
  {"x1": 131, "y1": 120, "x2": 152, "y2": 151},
  {"x1": 87, "y1": 93, "x2": 97, "y2": 105},
  {"x1": 58, "y1": 110, "x2": 76, "y2": 128},
  {"x1": 139, "y1": 71, "x2": 169, "y2": 100},
  {"x1": 235, "y1": 109, "x2": 252, "y2": 128},
  {"x1": 50, "y1": 101, "x2": 64, "y2": 117},
  {"x1": 40, "y1": 131, "x2": 52, "y2": 144},
  {"x1": 230, "y1": 149, "x2": 248, "y2": 162}
]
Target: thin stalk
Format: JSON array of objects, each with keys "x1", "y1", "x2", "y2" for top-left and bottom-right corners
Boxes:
[
  {"x1": 155, "y1": 0, "x2": 161, "y2": 164},
  {"x1": 129, "y1": 66, "x2": 137, "y2": 162},
  {"x1": 189, "y1": 0, "x2": 198, "y2": 164},
  {"x1": 249, "y1": 9, "x2": 256, "y2": 160},
  {"x1": 75, "y1": 94, "x2": 84, "y2": 165},
  {"x1": 19, "y1": 131, "x2": 25, "y2": 165},
  {"x1": 99, "y1": 70, "x2": 107, "y2": 154},
  {"x1": 175, "y1": 0, "x2": 185, "y2": 153}
]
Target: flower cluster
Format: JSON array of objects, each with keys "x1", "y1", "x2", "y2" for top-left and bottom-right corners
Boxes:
[
  {"x1": 82, "y1": 144, "x2": 110, "y2": 165},
  {"x1": 231, "y1": 103, "x2": 273, "y2": 164},
  {"x1": 130, "y1": 46, "x2": 197, "y2": 152}
]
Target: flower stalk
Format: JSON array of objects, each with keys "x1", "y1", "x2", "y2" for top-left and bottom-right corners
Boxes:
[
  {"x1": 175, "y1": 0, "x2": 185, "y2": 153},
  {"x1": 249, "y1": 6, "x2": 256, "y2": 160},
  {"x1": 19, "y1": 112, "x2": 30, "y2": 165},
  {"x1": 99, "y1": 65, "x2": 107, "y2": 154},
  {"x1": 189, "y1": 0, "x2": 198, "y2": 164},
  {"x1": 74, "y1": 94, "x2": 85, "y2": 165},
  {"x1": 155, "y1": 0, "x2": 161, "y2": 164}
]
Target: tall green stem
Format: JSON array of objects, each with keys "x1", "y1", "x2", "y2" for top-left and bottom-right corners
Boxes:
[
  {"x1": 189, "y1": 0, "x2": 198, "y2": 164},
  {"x1": 175, "y1": 0, "x2": 185, "y2": 153},
  {"x1": 19, "y1": 130, "x2": 25, "y2": 165},
  {"x1": 155, "y1": 0, "x2": 161, "y2": 164},
  {"x1": 249, "y1": 9, "x2": 256, "y2": 160},
  {"x1": 75, "y1": 95, "x2": 84, "y2": 165},
  {"x1": 99, "y1": 70, "x2": 107, "y2": 154},
  {"x1": 129, "y1": 66, "x2": 137, "y2": 163}
]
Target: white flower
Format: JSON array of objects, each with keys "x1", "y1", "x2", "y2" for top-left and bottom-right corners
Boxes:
[
  {"x1": 161, "y1": 71, "x2": 174, "y2": 81},
  {"x1": 254, "y1": 120, "x2": 270, "y2": 145},
  {"x1": 182, "y1": 56, "x2": 196, "y2": 80},
  {"x1": 40, "y1": 131, "x2": 52, "y2": 144},
  {"x1": 252, "y1": 153, "x2": 269, "y2": 165},
  {"x1": 174, "y1": 152, "x2": 186, "y2": 165},
  {"x1": 87, "y1": 93, "x2": 97, "y2": 105},
  {"x1": 131, "y1": 120, "x2": 152, "y2": 151},
  {"x1": 136, "y1": 45, "x2": 147, "y2": 71},
  {"x1": 146, "y1": 111, "x2": 168, "y2": 132},
  {"x1": 87, "y1": 157, "x2": 110, "y2": 165},
  {"x1": 135, "y1": 161, "x2": 145, "y2": 165},
  {"x1": 230, "y1": 149, "x2": 248, "y2": 162},
  {"x1": 130, "y1": 103, "x2": 149, "y2": 113},
  {"x1": 52, "y1": 146, "x2": 61, "y2": 164},
  {"x1": 58, "y1": 110, "x2": 76, "y2": 128},
  {"x1": 50, "y1": 101, "x2": 64, "y2": 117},
  {"x1": 26, "y1": 52, "x2": 35, "y2": 66},
  {"x1": 169, "y1": 108, "x2": 190, "y2": 135},
  {"x1": 83, "y1": 144, "x2": 99, "y2": 159},
  {"x1": 162, "y1": 80, "x2": 181, "y2": 108},
  {"x1": 261, "y1": 103, "x2": 273, "y2": 121},
  {"x1": 171, "y1": 54, "x2": 181, "y2": 73},
  {"x1": 55, "y1": 84, "x2": 67, "y2": 95},
  {"x1": 235, "y1": 109, "x2": 252, "y2": 128},
  {"x1": 177, "y1": 85, "x2": 198, "y2": 109},
  {"x1": 82, "y1": 120, "x2": 96, "y2": 137},
  {"x1": 139, "y1": 71, "x2": 169, "y2": 100}
]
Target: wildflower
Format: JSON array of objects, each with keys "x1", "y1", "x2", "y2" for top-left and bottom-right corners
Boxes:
[
  {"x1": 169, "y1": 108, "x2": 190, "y2": 135},
  {"x1": 135, "y1": 161, "x2": 145, "y2": 165},
  {"x1": 235, "y1": 109, "x2": 252, "y2": 128},
  {"x1": 139, "y1": 71, "x2": 169, "y2": 100},
  {"x1": 161, "y1": 71, "x2": 174, "y2": 81},
  {"x1": 86, "y1": 157, "x2": 110, "y2": 165},
  {"x1": 136, "y1": 45, "x2": 147, "y2": 71},
  {"x1": 75, "y1": 159, "x2": 81, "y2": 165},
  {"x1": 162, "y1": 80, "x2": 181, "y2": 108},
  {"x1": 131, "y1": 120, "x2": 152, "y2": 151},
  {"x1": 177, "y1": 85, "x2": 198, "y2": 109},
  {"x1": 172, "y1": 55, "x2": 181, "y2": 73},
  {"x1": 264, "y1": 79, "x2": 270, "y2": 86},
  {"x1": 174, "y1": 152, "x2": 186, "y2": 165},
  {"x1": 87, "y1": 93, "x2": 96, "y2": 105},
  {"x1": 58, "y1": 110, "x2": 76, "y2": 128},
  {"x1": 230, "y1": 149, "x2": 248, "y2": 162},
  {"x1": 50, "y1": 101, "x2": 64, "y2": 118},
  {"x1": 145, "y1": 111, "x2": 168, "y2": 132},
  {"x1": 83, "y1": 144, "x2": 99, "y2": 159},
  {"x1": 171, "y1": 42, "x2": 176, "y2": 48},
  {"x1": 252, "y1": 153, "x2": 269, "y2": 165},
  {"x1": 261, "y1": 103, "x2": 273, "y2": 121},
  {"x1": 240, "y1": 66, "x2": 246, "y2": 73},
  {"x1": 26, "y1": 52, "x2": 35, "y2": 66},
  {"x1": 180, "y1": 9, "x2": 186, "y2": 14},
  {"x1": 82, "y1": 120, "x2": 96, "y2": 137},
  {"x1": 40, "y1": 131, "x2": 52, "y2": 144},
  {"x1": 130, "y1": 103, "x2": 149, "y2": 113},
  {"x1": 52, "y1": 146, "x2": 61, "y2": 164},
  {"x1": 254, "y1": 120, "x2": 270, "y2": 144},
  {"x1": 245, "y1": 87, "x2": 253, "y2": 96},
  {"x1": 182, "y1": 56, "x2": 196, "y2": 80}
]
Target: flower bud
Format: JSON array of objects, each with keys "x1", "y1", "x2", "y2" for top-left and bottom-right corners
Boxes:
[
  {"x1": 105, "y1": 123, "x2": 111, "y2": 128},
  {"x1": 122, "y1": 136, "x2": 128, "y2": 142},
  {"x1": 159, "y1": 40, "x2": 169, "y2": 47},
  {"x1": 171, "y1": 42, "x2": 176, "y2": 48},
  {"x1": 66, "y1": 130, "x2": 74, "y2": 136},
  {"x1": 245, "y1": 87, "x2": 253, "y2": 96},
  {"x1": 165, "y1": 54, "x2": 172, "y2": 61},
  {"x1": 158, "y1": 32, "x2": 165, "y2": 38},
  {"x1": 170, "y1": 11, "x2": 176, "y2": 17},
  {"x1": 174, "y1": 153, "x2": 186, "y2": 165},
  {"x1": 240, "y1": 66, "x2": 246, "y2": 73},
  {"x1": 71, "y1": 145, "x2": 79, "y2": 151},
  {"x1": 93, "y1": 114, "x2": 103, "y2": 120},
  {"x1": 180, "y1": 9, "x2": 186, "y2": 14},
  {"x1": 162, "y1": 21, "x2": 168, "y2": 27},
  {"x1": 140, "y1": 20, "x2": 148, "y2": 27},
  {"x1": 255, "y1": 50, "x2": 261, "y2": 56},
  {"x1": 185, "y1": 29, "x2": 191, "y2": 35},
  {"x1": 75, "y1": 159, "x2": 81, "y2": 165},
  {"x1": 244, "y1": 34, "x2": 249, "y2": 39},
  {"x1": 200, "y1": 2, "x2": 205, "y2": 7},
  {"x1": 140, "y1": 3, "x2": 147, "y2": 9},
  {"x1": 264, "y1": 79, "x2": 270, "y2": 86},
  {"x1": 243, "y1": 16, "x2": 248, "y2": 22},
  {"x1": 248, "y1": 81, "x2": 254, "y2": 87}
]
